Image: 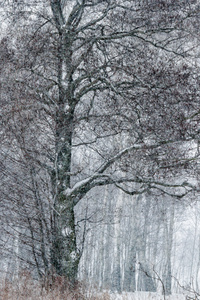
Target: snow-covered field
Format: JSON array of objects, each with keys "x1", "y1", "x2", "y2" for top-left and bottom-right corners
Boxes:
[{"x1": 108, "y1": 292, "x2": 186, "y2": 300}]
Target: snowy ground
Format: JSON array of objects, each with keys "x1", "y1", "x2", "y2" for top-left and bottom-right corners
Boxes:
[{"x1": 108, "y1": 292, "x2": 186, "y2": 300}]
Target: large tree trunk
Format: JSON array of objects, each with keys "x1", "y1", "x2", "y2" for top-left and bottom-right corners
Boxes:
[
  {"x1": 50, "y1": 102, "x2": 79, "y2": 280},
  {"x1": 49, "y1": 1, "x2": 79, "y2": 280},
  {"x1": 51, "y1": 198, "x2": 79, "y2": 280}
]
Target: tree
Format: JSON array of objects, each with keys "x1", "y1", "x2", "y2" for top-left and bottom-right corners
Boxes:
[{"x1": 1, "y1": 0, "x2": 200, "y2": 286}]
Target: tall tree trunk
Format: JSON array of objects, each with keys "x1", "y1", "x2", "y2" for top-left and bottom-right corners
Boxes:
[
  {"x1": 162, "y1": 200, "x2": 174, "y2": 295},
  {"x1": 49, "y1": 3, "x2": 79, "y2": 278},
  {"x1": 123, "y1": 246, "x2": 136, "y2": 292},
  {"x1": 50, "y1": 105, "x2": 79, "y2": 280},
  {"x1": 137, "y1": 196, "x2": 156, "y2": 292}
]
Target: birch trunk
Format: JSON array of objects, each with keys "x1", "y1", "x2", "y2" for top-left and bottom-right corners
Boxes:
[{"x1": 162, "y1": 200, "x2": 174, "y2": 295}]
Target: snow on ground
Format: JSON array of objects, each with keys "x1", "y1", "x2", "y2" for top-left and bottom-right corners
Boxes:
[{"x1": 108, "y1": 292, "x2": 186, "y2": 300}]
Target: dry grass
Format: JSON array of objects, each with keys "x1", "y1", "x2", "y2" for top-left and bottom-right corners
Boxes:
[
  {"x1": 0, "y1": 271, "x2": 111, "y2": 300},
  {"x1": 0, "y1": 272, "x2": 187, "y2": 300}
]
